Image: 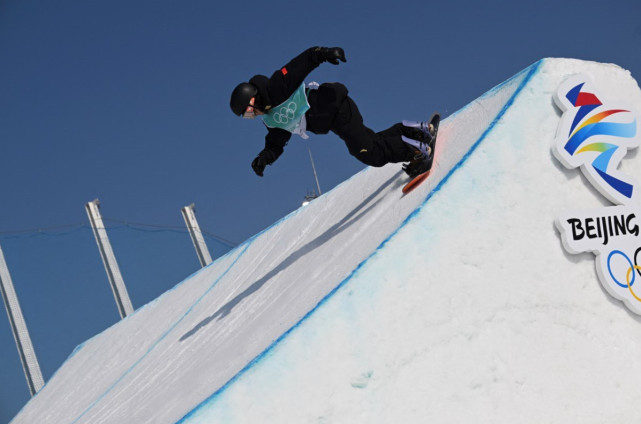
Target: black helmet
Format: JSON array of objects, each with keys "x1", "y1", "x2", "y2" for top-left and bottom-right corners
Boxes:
[{"x1": 230, "y1": 82, "x2": 258, "y2": 116}]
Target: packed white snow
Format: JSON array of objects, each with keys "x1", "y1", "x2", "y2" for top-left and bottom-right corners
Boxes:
[{"x1": 11, "y1": 58, "x2": 641, "y2": 424}]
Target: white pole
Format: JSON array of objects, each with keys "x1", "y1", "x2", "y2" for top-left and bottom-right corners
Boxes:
[
  {"x1": 181, "y1": 204, "x2": 213, "y2": 267},
  {"x1": 308, "y1": 147, "x2": 322, "y2": 196},
  {"x1": 85, "y1": 199, "x2": 134, "y2": 318},
  {"x1": 0, "y1": 244, "x2": 45, "y2": 396}
]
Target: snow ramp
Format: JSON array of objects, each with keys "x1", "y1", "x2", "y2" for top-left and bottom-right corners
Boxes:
[{"x1": 11, "y1": 58, "x2": 641, "y2": 424}]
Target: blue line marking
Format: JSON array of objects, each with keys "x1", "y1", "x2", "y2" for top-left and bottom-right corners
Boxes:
[{"x1": 176, "y1": 59, "x2": 544, "y2": 423}]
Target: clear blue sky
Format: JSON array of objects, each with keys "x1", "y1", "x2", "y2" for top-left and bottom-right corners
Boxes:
[{"x1": 1, "y1": 0, "x2": 640, "y2": 421}]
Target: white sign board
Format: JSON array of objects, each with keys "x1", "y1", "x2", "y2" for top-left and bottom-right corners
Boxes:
[{"x1": 553, "y1": 74, "x2": 641, "y2": 314}]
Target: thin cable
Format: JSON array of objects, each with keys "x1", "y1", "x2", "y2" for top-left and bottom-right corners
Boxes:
[
  {"x1": 0, "y1": 223, "x2": 88, "y2": 236},
  {"x1": 0, "y1": 219, "x2": 238, "y2": 248},
  {"x1": 102, "y1": 218, "x2": 238, "y2": 248}
]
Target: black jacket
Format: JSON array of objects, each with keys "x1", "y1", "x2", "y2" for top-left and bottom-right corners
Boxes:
[{"x1": 250, "y1": 47, "x2": 348, "y2": 160}]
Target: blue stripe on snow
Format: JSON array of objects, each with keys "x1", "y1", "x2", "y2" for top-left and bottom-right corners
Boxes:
[{"x1": 176, "y1": 59, "x2": 544, "y2": 423}]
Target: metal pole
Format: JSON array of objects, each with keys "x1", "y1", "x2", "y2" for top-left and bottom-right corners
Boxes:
[
  {"x1": 0, "y1": 244, "x2": 45, "y2": 396},
  {"x1": 85, "y1": 199, "x2": 134, "y2": 319},
  {"x1": 308, "y1": 147, "x2": 322, "y2": 196},
  {"x1": 181, "y1": 204, "x2": 213, "y2": 267}
]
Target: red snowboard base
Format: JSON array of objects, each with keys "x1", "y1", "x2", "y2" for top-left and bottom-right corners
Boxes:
[{"x1": 402, "y1": 171, "x2": 431, "y2": 194}]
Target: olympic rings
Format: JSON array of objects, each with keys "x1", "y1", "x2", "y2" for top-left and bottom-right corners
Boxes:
[
  {"x1": 272, "y1": 101, "x2": 297, "y2": 124},
  {"x1": 607, "y1": 250, "x2": 636, "y2": 288},
  {"x1": 606, "y1": 250, "x2": 641, "y2": 304},
  {"x1": 626, "y1": 266, "x2": 641, "y2": 302}
]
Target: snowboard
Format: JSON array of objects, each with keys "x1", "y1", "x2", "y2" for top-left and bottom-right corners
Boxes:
[{"x1": 402, "y1": 112, "x2": 440, "y2": 194}]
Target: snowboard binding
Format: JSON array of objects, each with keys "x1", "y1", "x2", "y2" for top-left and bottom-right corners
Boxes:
[{"x1": 401, "y1": 113, "x2": 440, "y2": 179}]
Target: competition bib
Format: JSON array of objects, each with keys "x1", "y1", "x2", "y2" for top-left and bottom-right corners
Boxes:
[{"x1": 261, "y1": 83, "x2": 310, "y2": 138}]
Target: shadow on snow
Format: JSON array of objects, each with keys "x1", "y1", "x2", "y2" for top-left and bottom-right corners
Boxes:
[{"x1": 179, "y1": 170, "x2": 404, "y2": 342}]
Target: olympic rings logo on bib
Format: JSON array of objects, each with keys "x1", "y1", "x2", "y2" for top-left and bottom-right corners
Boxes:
[{"x1": 272, "y1": 102, "x2": 297, "y2": 124}]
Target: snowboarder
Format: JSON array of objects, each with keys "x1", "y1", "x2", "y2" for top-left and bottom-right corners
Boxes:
[{"x1": 229, "y1": 46, "x2": 436, "y2": 178}]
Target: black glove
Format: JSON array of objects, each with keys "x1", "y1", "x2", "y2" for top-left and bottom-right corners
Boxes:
[
  {"x1": 251, "y1": 149, "x2": 278, "y2": 177},
  {"x1": 318, "y1": 47, "x2": 346, "y2": 65}
]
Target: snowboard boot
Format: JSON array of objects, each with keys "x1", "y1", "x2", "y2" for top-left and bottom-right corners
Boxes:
[{"x1": 401, "y1": 121, "x2": 436, "y2": 178}]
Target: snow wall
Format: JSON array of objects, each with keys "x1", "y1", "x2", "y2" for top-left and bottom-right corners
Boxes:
[{"x1": 11, "y1": 58, "x2": 641, "y2": 424}]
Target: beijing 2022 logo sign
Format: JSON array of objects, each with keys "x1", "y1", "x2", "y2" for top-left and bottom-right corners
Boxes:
[{"x1": 553, "y1": 74, "x2": 641, "y2": 314}]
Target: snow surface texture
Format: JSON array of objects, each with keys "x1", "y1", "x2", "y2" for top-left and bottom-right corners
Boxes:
[{"x1": 12, "y1": 59, "x2": 641, "y2": 424}]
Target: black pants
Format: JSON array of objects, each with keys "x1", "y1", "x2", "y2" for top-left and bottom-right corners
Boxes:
[{"x1": 330, "y1": 97, "x2": 413, "y2": 167}]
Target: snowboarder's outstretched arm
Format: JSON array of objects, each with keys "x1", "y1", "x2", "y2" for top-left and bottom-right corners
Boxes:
[
  {"x1": 271, "y1": 47, "x2": 346, "y2": 100},
  {"x1": 256, "y1": 47, "x2": 346, "y2": 108}
]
